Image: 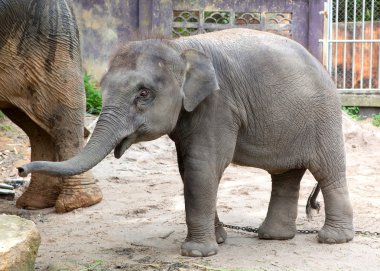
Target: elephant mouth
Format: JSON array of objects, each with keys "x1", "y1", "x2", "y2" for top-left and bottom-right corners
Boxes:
[{"x1": 114, "y1": 136, "x2": 136, "y2": 159}]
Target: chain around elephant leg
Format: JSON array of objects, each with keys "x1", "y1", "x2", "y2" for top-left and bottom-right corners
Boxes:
[{"x1": 215, "y1": 212, "x2": 227, "y2": 244}]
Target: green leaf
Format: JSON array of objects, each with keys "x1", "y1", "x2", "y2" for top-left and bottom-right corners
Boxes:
[{"x1": 84, "y1": 72, "x2": 102, "y2": 115}]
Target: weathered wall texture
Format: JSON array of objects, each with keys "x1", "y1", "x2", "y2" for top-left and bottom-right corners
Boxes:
[
  {"x1": 72, "y1": 0, "x2": 323, "y2": 80},
  {"x1": 73, "y1": 0, "x2": 139, "y2": 79}
]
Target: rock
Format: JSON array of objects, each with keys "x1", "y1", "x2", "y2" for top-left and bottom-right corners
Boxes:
[{"x1": 0, "y1": 215, "x2": 41, "y2": 271}]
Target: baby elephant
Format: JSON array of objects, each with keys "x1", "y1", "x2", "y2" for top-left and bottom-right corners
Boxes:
[{"x1": 19, "y1": 29, "x2": 354, "y2": 257}]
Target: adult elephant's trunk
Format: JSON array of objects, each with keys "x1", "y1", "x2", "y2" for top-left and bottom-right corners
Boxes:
[{"x1": 18, "y1": 108, "x2": 130, "y2": 177}]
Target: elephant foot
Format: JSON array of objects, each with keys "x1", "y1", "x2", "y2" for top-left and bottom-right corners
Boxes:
[
  {"x1": 215, "y1": 223, "x2": 227, "y2": 244},
  {"x1": 16, "y1": 177, "x2": 61, "y2": 210},
  {"x1": 55, "y1": 176, "x2": 102, "y2": 213},
  {"x1": 181, "y1": 240, "x2": 218, "y2": 257},
  {"x1": 318, "y1": 224, "x2": 354, "y2": 244},
  {"x1": 16, "y1": 189, "x2": 59, "y2": 210},
  {"x1": 258, "y1": 220, "x2": 296, "y2": 240}
]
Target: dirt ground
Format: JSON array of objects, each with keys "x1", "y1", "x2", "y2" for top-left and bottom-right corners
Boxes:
[{"x1": 1, "y1": 113, "x2": 380, "y2": 271}]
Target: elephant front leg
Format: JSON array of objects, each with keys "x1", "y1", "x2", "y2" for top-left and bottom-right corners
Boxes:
[
  {"x1": 181, "y1": 168, "x2": 219, "y2": 257},
  {"x1": 258, "y1": 169, "x2": 305, "y2": 240},
  {"x1": 53, "y1": 123, "x2": 102, "y2": 213},
  {"x1": 176, "y1": 144, "x2": 227, "y2": 250},
  {"x1": 55, "y1": 171, "x2": 102, "y2": 213}
]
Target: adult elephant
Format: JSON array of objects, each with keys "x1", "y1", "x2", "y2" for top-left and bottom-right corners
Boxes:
[
  {"x1": 19, "y1": 29, "x2": 354, "y2": 256},
  {"x1": 0, "y1": 0, "x2": 102, "y2": 212}
]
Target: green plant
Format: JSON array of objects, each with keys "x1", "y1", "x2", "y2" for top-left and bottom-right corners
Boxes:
[
  {"x1": 372, "y1": 113, "x2": 380, "y2": 127},
  {"x1": 84, "y1": 72, "x2": 102, "y2": 115},
  {"x1": 0, "y1": 124, "x2": 12, "y2": 131},
  {"x1": 193, "y1": 265, "x2": 261, "y2": 271},
  {"x1": 0, "y1": 111, "x2": 4, "y2": 119},
  {"x1": 81, "y1": 259, "x2": 103, "y2": 271},
  {"x1": 342, "y1": 106, "x2": 363, "y2": 120},
  {"x1": 333, "y1": 0, "x2": 380, "y2": 22}
]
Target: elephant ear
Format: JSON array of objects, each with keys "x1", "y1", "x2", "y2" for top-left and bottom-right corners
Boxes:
[{"x1": 180, "y1": 49, "x2": 219, "y2": 112}]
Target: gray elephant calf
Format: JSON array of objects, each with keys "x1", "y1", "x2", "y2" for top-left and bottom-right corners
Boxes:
[{"x1": 19, "y1": 29, "x2": 354, "y2": 257}]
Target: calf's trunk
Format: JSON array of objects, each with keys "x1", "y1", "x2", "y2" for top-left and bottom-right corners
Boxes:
[{"x1": 18, "y1": 110, "x2": 128, "y2": 177}]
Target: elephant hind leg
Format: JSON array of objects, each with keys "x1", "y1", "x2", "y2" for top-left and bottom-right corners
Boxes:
[
  {"x1": 258, "y1": 168, "x2": 306, "y2": 240},
  {"x1": 3, "y1": 108, "x2": 61, "y2": 209},
  {"x1": 309, "y1": 165, "x2": 354, "y2": 244},
  {"x1": 215, "y1": 211, "x2": 227, "y2": 244}
]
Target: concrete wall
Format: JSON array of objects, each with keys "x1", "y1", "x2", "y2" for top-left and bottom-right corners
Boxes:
[
  {"x1": 72, "y1": 0, "x2": 323, "y2": 80},
  {"x1": 73, "y1": 0, "x2": 139, "y2": 80}
]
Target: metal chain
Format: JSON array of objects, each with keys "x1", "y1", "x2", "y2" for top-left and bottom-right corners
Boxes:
[
  {"x1": 354, "y1": 230, "x2": 380, "y2": 237},
  {"x1": 219, "y1": 222, "x2": 380, "y2": 237}
]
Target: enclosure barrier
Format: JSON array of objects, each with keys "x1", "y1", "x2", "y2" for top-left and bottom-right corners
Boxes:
[{"x1": 324, "y1": 0, "x2": 380, "y2": 106}]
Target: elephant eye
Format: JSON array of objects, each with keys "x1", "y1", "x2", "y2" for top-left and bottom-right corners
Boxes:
[
  {"x1": 134, "y1": 88, "x2": 154, "y2": 108},
  {"x1": 138, "y1": 88, "x2": 150, "y2": 98}
]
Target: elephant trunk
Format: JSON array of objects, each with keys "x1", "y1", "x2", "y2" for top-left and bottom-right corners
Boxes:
[{"x1": 18, "y1": 108, "x2": 129, "y2": 177}]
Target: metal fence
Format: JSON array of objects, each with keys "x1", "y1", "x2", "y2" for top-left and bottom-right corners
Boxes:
[
  {"x1": 170, "y1": 0, "x2": 314, "y2": 52},
  {"x1": 324, "y1": 0, "x2": 380, "y2": 106},
  {"x1": 172, "y1": 11, "x2": 292, "y2": 39}
]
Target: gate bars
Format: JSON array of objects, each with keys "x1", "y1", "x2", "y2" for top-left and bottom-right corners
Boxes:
[{"x1": 324, "y1": 0, "x2": 380, "y2": 101}]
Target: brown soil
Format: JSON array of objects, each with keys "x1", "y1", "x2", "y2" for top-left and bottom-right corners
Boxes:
[{"x1": 0, "y1": 114, "x2": 380, "y2": 271}]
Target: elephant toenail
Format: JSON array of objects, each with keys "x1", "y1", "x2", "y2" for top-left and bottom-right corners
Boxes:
[
  {"x1": 326, "y1": 238, "x2": 337, "y2": 243},
  {"x1": 191, "y1": 250, "x2": 203, "y2": 257}
]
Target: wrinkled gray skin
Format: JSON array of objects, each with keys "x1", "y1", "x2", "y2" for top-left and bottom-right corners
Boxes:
[
  {"x1": 19, "y1": 29, "x2": 354, "y2": 257},
  {"x1": 0, "y1": 0, "x2": 102, "y2": 213}
]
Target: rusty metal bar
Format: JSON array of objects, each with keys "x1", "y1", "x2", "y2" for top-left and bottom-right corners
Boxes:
[
  {"x1": 334, "y1": 0, "x2": 339, "y2": 84},
  {"x1": 359, "y1": 0, "x2": 366, "y2": 89},
  {"x1": 343, "y1": 0, "x2": 348, "y2": 89},
  {"x1": 369, "y1": 0, "x2": 375, "y2": 88},
  {"x1": 351, "y1": 0, "x2": 357, "y2": 89},
  {"x1": 328, "y1": 0, "x2": 333, "y2": 76}
]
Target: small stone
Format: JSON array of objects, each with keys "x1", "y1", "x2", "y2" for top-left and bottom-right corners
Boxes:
[
  {"x1": 3, "y1": 178, "x2": 26, "y2": 188},
  {"x1": 0, "y1": 188, "x2": 15, "y2": 195},
  {"x1": 0, "y1": 215, "x2": 41, "y2": 271},
  {"x1": 0, "y1": 183, "x2": 13, "y2": 190}
]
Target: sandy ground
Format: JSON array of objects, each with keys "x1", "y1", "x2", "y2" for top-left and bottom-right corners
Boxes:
[{"x1": 1, "y1": 114, "x2": 380, "y2": 271}]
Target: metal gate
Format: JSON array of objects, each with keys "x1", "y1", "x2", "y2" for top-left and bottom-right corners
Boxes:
[
  {"x1": 324, "y1": 0, "x2": 380, "y2": 106},
  {"x1": 167, "y1": 0, "x2": 323, "y2": 61}
]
